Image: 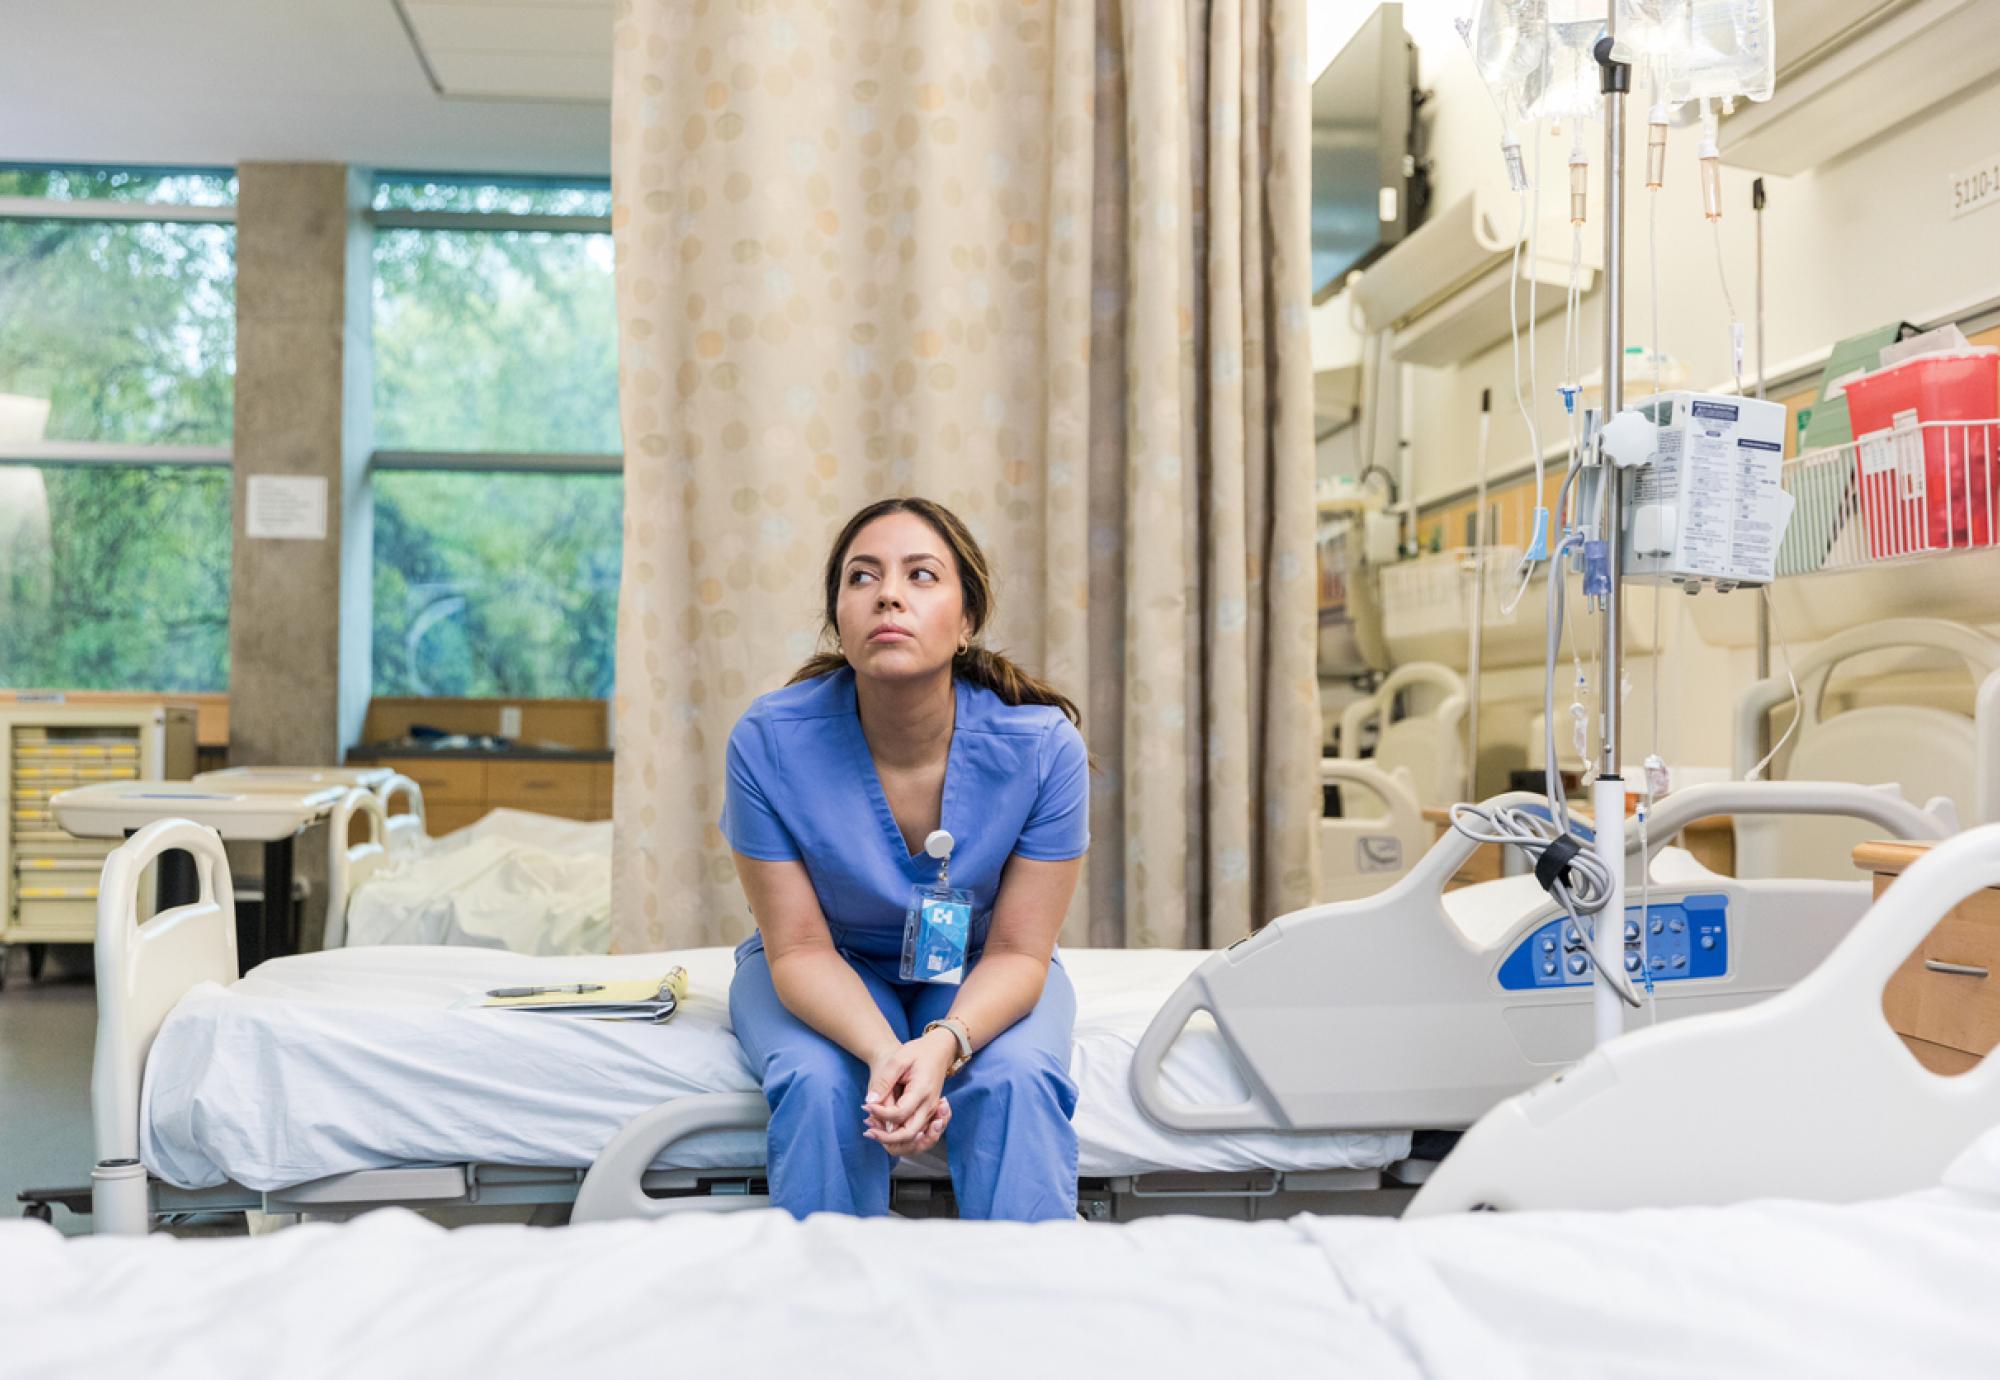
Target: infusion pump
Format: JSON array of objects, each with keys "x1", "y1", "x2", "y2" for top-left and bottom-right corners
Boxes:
[{"x1": 1579, "y1": 391, "x2": 1791, "y2": 593}]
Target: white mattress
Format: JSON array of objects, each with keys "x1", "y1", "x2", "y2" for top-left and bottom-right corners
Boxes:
[
  {"x1": 141, "y1": 946, "x2": 1409, "y2": 1190},
  {"x1": 13, "y1": 1137, "x2": 2000, "y2": 1379}
]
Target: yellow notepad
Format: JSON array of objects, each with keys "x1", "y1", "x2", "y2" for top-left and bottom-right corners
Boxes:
[{"x1": 480, "y1": 968, "x2": 689, "y2": 1023}]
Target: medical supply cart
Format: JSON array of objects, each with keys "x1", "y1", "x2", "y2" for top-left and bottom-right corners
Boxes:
[{"x1": 1, "y1": 704, "x2": 198, "y2": 986}]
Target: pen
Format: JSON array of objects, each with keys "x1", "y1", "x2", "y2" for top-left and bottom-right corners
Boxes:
[{"x1": 486, "y1": 983, "x2": 606, "y2": 998}]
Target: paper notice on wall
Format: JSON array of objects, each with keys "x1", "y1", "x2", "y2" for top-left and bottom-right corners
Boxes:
[{"x1": 245, "y1": 475, "x2": 328, "y2": 540}]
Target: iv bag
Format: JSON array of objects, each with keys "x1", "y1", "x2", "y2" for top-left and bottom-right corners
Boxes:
[
  {"x1": 1612, "y1": 0, "x2": 1692, "y2": 92},
  {"x1": 1668, "y1": 0, "x2": 1775, "y2": 105},
  {"x1": 1522, "y1": 0, "x2": 1607, "y2": 122},
  {"x1": 1466, "y1": 0, "x2": 1550, "y2": 117}
]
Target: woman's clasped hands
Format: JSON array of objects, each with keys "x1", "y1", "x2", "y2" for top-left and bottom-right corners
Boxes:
[{"x1": 862, "y1": 1031, "x2": 957, "y2": 1157}]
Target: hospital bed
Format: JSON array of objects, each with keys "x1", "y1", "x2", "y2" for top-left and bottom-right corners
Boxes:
[
  {"x1": 1320, "y1": 661, "x2": 1466, "y2": 903},
  {"x1": 1733, "y1": 618, "x2": 2000, "y2": 881},
  {"x1": 17, "y1": 1129, "x2": 2000, "y2": 1378},
  {"x1": 90, "y1": 819, "x2": 1409, "y2": 1235},
  {"x1": 84, "y1": 779, "x2": 1944, "y2": 1235},
  {"x1": 323, "y1": 790, "x2": 613, "y2": 953}
]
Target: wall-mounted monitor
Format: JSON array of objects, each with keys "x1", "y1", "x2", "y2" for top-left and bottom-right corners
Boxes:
[{"x1": 1311, "y1": 3, "x2": 1430, "y2": 304}]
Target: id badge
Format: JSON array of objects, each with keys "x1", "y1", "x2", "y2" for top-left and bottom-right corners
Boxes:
[{"x1": 900, "y1": 884, "x2": 971, "y2": 985}]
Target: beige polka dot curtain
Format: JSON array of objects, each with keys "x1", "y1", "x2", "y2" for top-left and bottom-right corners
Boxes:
[{"x1": 610, "y1": 0, "x2": 1318, "y2": 952}]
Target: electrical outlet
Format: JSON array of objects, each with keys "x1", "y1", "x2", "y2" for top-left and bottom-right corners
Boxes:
[{"x1": 499, "y1": 705, "x2": 523, "y2": 738}]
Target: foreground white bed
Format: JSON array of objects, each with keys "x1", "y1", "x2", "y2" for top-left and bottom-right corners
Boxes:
[{"x1": 15, "y1": 1128, "x2": 2000, "y2": 1380}]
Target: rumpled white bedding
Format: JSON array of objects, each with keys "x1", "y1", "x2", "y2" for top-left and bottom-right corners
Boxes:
[
  {"x1": 345, "y1": 809, "x2": 615, "y2": 954},
  {"x1": 140, "y1": 945, "x2": 1408, "y2": 1190},
  {"x1": 10, "y1": 1125, "x2": 2000, "y2": 1380}
]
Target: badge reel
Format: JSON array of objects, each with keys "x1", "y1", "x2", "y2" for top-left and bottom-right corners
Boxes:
[{"x1": 901, "y1": 829, "x2": 971, "y2": 985}]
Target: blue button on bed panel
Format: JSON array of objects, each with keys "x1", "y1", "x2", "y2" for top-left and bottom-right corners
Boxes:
[{"x1": 1497, "y1": 894, "x2": 1729, "y2": 990}]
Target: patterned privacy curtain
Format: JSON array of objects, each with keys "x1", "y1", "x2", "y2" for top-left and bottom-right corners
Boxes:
[{"x1": 610, "y1": 0, "x2": 1317, "y2": 953}]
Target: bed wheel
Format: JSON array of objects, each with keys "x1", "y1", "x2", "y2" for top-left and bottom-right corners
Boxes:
[
  {"x1": 22, "y1": 1201, "x2": 53, "y2": 1224},
  {"x1": 26, "y1": 944, "x2": 47, "y2": 983}
]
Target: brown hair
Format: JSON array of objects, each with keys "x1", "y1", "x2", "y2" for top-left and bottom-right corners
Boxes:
[{"x1": 788, "y1": 496, "x2": 1085, "y2": 733}]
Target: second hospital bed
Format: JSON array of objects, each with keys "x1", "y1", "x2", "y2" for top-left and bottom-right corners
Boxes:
[
  {"x1": 22, "y1": 1123, "x2": 2000, "y2": 1379},
  {"x1": 91, "y1": 781, "x2": 1948, "y2": 1231}
]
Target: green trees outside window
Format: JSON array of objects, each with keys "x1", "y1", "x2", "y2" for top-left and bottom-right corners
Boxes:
[
  {"x1": 0, "y1": 466, "x2": 232, "y2": 692},
  {"x1": 0, "y1": 169, "x2": 624, "y2": 699},
  {"x1": 373, "y1": 471, "x2": 621, "y2": 699},
  {"x1": 369, "y1": 180, "x2": 621, "y2": 697},
  {"x1": 0, "y1": 166, "x2": 236, "y2": 691}
]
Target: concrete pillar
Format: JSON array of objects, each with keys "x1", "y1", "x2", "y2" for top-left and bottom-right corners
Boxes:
[
  {"x1": 229, "y1": 163, "x2": 373, "y2": 759},
  {"x1": 227, "y1": 163, "x2": 374, "y2": 948}
]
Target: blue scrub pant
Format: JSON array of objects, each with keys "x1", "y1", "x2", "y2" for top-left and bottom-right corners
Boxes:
[{"x1": 728, "y1": 947, "x2": 1079, "y2": 1222}]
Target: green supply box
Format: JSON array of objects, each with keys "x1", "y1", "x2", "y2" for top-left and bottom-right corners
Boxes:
[{"x1": 1798, "y1": 321, "x2": 1917, "y2": 453}]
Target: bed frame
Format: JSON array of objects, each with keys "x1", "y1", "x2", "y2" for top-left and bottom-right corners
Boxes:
[
  {"x1": 1732, "y1": 618, "x2": 2000, "y2": 879},
  {"x1": 1410, "y1": 821, "x2": 2000, "y2": 1214}
]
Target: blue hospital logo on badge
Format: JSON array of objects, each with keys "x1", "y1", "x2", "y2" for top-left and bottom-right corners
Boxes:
[{"x1": 901, "y1": 887, "x2": 970, "y2": 986}]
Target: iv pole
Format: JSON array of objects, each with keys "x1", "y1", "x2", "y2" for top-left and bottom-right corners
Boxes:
[{"x1": 1590, "y1": 20, "x2": 1632, "y2": 1048}]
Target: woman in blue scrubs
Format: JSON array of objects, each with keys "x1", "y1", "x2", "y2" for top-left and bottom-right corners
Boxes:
[{"x1": 722, "y1": 496, "x2": 1090, "y2": 1221}]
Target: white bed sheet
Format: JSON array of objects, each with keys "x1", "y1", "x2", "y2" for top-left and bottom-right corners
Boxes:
[
  {"x1": 346, "y1": 809, "x2": 616, "y2": 954},
  {"x1": 12, "y1": 1131, "x2": 2000, "y2": 1380},
  {"x1": 140, "y1": 945, "x2": 1408, "y2": 1190}
]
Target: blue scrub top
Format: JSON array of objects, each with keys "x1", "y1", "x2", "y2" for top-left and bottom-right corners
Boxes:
[{"x1": 720, "y1": 666, "x2": 1090, "y2": 962}]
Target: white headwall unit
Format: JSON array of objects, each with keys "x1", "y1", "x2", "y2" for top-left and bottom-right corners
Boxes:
[{"x1": 1309, "y1": 4, "x2": 2000, "y2": 781}]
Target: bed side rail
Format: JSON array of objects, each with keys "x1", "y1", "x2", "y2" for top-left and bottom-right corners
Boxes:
[
  {"x1": 93, "y1": 818, "x2": 236, "y2": 1234},
  {"x1": 571, "y1": 1093, "x2": 773, "y2": 1224},
  {"x1": 1409, "y1": 821, "x2": 2000, "y2": 1216},
  {"x1": 324, "y1": 788, "x2": 389, "y2": 949},
  {"x1": 1637, "y1": 779, "x2": 1952, "y2": 873}
]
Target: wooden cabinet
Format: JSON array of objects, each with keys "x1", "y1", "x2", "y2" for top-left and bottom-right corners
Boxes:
[
  {"x1": 1857, "y1": 840, "x2": 2000, "y2": 1076},
  {"x1": 488, "y1": 761, "x2": 596, "y2": 819},
  {"x1": 370, "y1": 755, "x2": 612, "y2": 836}
]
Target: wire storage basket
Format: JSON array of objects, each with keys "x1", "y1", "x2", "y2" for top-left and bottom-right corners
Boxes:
[{"x1": 1778, "y1": 418, "x2": 1999, "y2": 576}]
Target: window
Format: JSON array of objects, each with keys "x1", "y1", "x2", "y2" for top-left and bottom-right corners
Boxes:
[
  {"x1": 0, "y1": 466, "x2": 231, "y2": 692},
  {"x1": 372, "y1": 471, "x2": 620, "y2": 698},
  {"x1": 0, "y1": 165, "x2": 235, "y2": 691},
  {"x1": 368, "y1": 174, "x2": 620, "y2": 698},
  {"x1": 372, "y1": 226, "x2": 618, "y2": 453}
]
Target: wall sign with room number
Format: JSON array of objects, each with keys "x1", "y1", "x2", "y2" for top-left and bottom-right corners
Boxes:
[{"x1": 1949, "y1": 152, "x2": 2000, "y2": 221}]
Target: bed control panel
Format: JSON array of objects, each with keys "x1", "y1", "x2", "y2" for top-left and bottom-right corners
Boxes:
[{"x1": 1496, "y1": 894, "x2": 1729, "y2": 991}]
